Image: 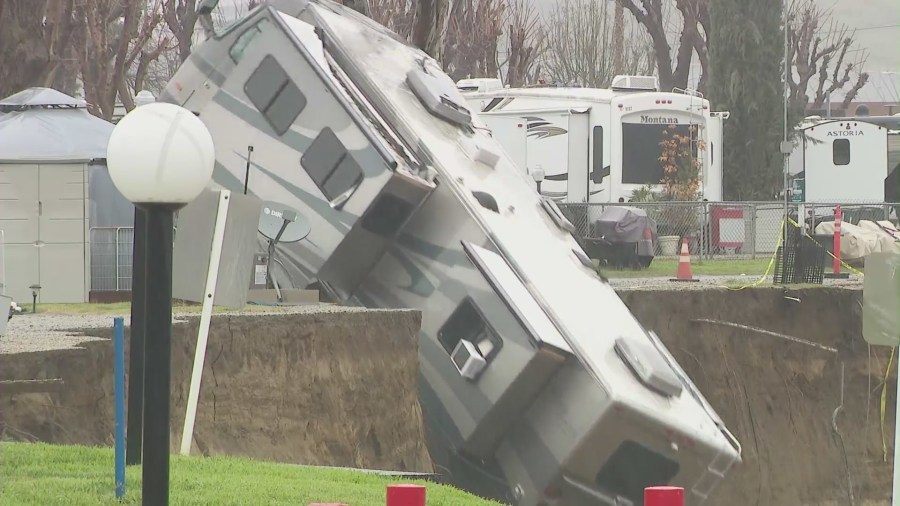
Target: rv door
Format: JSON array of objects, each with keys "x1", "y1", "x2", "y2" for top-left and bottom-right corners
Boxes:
[{"x1": 567, "y1": 108, "x2": 591, "y2": 203}]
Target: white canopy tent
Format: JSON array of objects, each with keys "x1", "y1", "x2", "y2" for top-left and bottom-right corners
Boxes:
[{"x1": 0, "y1": 88, "x2": 133, "y2": 303}]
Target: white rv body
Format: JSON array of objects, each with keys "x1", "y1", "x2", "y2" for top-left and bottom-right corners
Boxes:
[
  {"x1": 160, "y1": 2, "x2": 742, "y2": 504},
  {"x1": 789, "y1": 118, "x2": 890, "y2": 202},
  {"x1": 458, "y1": 79, "x2": 727, "y2": 206}
]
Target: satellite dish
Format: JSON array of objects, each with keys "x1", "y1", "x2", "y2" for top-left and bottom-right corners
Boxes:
[{"x1": 258, "y1": 201, "x2": 310, "y2": 243}]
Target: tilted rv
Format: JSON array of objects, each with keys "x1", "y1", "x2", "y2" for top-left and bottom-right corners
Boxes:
[
  {"x1": 456, "y1": 78, "x2": 728, "y2": 205},
  {"x1": 159, "y1": 1, "x2": 741, "y2": 504}
]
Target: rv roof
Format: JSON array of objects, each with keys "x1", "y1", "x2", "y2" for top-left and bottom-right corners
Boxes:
[{"x1": 460, "y1": 86, "x2": 701, "y2": 105}]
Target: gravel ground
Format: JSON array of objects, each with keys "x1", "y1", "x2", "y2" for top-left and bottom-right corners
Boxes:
[
  {"x1": 0, "y1": 304, "x2": 378, "y2": 355},
  {"x1": 608, "y1": 273, "x2": 865, "y2": 291},
  {"x1": 0, "y1": 277, "x2": 862, "y2": 354}
]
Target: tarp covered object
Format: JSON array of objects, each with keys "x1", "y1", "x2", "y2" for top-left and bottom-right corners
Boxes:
[
  {"x1": 592, "y1": 206, "x2": 658, "y2": 258},
  {"x1": 593, "y1": 206, "x2": 657, "y2": 244},
  {"x1": 815, "y1": 220, "x2": 900, "y2": 262},
  {"x1": 0, "y1": 87, "x2": 113, "y2": 162}
]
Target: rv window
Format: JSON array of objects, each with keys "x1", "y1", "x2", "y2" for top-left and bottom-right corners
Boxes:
[
  {"x1": 621, "y1": 123, "x2": 697, "y2": 185},
  {"x1": 833, "y1": 139, "x2": 851, "y2": 166},
  {"x1": 595, "y1": 440, "x2": 680, "y2": 504},
  {"x1": 301, "y1": 127, "x2": 364, "y2": 202},
  {"x1": 438, "y1": 298, "x2": 502, "y2": 363},
  {"x1": 229, "y1": 19, "x2": 270, "y2": 62},
  {"x1": 244, "y1": 54, "x2": 307, "y2": 135}
]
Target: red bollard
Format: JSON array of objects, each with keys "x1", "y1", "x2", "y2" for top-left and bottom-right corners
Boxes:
[
  {"x1": 825, "y1": 205, "x2": 850, "y2": 279},
  {"x1": 386, "y1": 484, "x2": 425, "y2": 506},
  {"x1": 645, "y1": 486, "x2": 684, "y2": 506}
]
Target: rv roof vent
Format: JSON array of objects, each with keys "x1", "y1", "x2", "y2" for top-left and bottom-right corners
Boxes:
[
  {"x1": 456, "y1": 78, "x2": 503, "y2": 93},
  {"x1": 407, "y1": 60, "x2": 473, "y2": 129},
  {"x1": 472, "y1": 191, "x2": 499, "y2": 213},
  {"x1": 614, "y1": 337, "x2": 682, "y2": 398},
  {"x1": 611, "y1": 75, "x2": 659, "y2": 92}
]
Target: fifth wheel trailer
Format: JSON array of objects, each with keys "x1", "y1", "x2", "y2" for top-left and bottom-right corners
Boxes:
[{"x1": 457, "y1": 78, "x2": 728, "y2": 206}]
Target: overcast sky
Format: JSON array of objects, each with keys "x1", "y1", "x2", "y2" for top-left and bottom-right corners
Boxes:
[{"x1": 221, "y1": 0, "x2": 899, "y2": 101}]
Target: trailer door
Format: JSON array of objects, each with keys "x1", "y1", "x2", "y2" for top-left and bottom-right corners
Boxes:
[{"x1": 567, "y1": 109, "x2": 591, "y2": 202}]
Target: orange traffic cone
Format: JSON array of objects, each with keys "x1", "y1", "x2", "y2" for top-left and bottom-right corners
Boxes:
[{"x1": 670, "y1": 238, "x2": 699, "y2": 282}]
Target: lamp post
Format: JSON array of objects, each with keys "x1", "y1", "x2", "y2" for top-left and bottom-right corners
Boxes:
[
  {"x1": 127, "y1": 89, "x2": 155, "y2": 467},
  {"x1": 532, "y1": 166, "x2": 545, "y2": 195},
  {"x1": 106, "y1": 102, "x2": 215, "y2": 505}
]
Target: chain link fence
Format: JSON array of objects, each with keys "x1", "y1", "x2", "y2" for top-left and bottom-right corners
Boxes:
[
  {"x1": 558, "y1": 201, "x2": 900, "y2": 261},
  {"x1": 90, "y1": 227, "x2": 134, "y2": 291}
]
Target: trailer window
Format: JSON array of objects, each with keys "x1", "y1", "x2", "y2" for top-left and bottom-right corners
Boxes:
[
  {"x1": 595, "y1": 440, "x2": 680, "y2": 504},
  {"x1": 301, "y1": 127, "x2": 364, "y2": 202},
  {"x1": 621, "y1": 123, "x2": 696, "y2": 185},
  {"x1": 245, "y1": 54, "x2": 307, "y2": 135},
  {"x1": 439, "y1": 298, "x2": 502, "y2": 363},
  {"x1": 833, "y1": 139, "x2": 851, "y2": 166}
]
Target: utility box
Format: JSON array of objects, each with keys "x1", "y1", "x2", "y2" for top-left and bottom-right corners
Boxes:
[
  {"x1": 172, "y1": 188, "x2": 263, "y2": 309},
  {"x1": 863, "y1": 252, "x2": 900, "y2": 346}
]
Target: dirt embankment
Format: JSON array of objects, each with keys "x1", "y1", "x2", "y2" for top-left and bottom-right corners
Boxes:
[
  {"x1": 0, "y1": 309, "x2": 433, "y2": 473},
  {"x1": 619, "y1": 287, "x2": 891, "y2": 506}
]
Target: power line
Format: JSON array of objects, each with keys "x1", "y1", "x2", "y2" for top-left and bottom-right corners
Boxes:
[{"x1": 817, "y1": 23, "x2": 900, "y2": 35}]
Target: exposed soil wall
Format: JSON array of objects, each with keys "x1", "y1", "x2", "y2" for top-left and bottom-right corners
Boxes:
[
  {"x1": 0, "y1": 309, "x2": 433, "y2": 473},
  {"x1": 2, "y1": 288, "x2": 892, "y2": 505},
  {"x1": 619, "y1": 287, "x2": 892, "y2": 506}
]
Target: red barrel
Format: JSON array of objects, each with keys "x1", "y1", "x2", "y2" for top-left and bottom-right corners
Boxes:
[
  {"x1": 644, "y1": 486, "x2": 684, "y2": 506},
  {"x1": 386, "y1": 484, "x2": 426, "y2": 506}
]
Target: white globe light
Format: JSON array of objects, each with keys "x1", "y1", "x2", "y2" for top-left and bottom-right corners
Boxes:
[{"x1": 107, "y1": 102, "x2": 215, "y2": 206}]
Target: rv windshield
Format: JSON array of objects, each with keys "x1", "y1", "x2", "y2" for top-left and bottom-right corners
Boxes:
[{"x1": 621, "y1": 123, "x2": 697, "y2": 185}]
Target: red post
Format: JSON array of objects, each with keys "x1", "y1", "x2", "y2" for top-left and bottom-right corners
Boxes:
[
  {"x1": 832, "y1": 205, "x2": 842, "y2": 274},
  {"x1": 386, "y1": 484, "x2": 425, "y2": 506},
  {"x1": 645, "y1": 486, "x2": 684, "y2": 506}
]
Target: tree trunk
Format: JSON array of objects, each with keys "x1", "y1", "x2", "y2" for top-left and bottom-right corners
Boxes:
[{"x1": 0, "y1": 0, "x2": 51, "y2": 99}]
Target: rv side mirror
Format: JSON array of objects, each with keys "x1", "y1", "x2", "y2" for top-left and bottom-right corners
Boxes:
[{"x1": 591, "y1": 165, "x2": 610, "y2": 184}]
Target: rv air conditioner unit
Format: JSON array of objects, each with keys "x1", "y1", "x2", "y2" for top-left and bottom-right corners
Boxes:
[
  {"x1": 451, "y1": 339, "x2": 487, "y2": 380},
  {"x1": 456, "y1": 78, "x2": 503, "y2": 93},
  {"x1": 611, "y1": 75, "x2": 660, "y2": 92}
]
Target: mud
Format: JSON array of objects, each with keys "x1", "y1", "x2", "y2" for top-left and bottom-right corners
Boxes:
[
  {"x1": 0, "y1": 309, "x2": 433, "y2": 473},
  {"x1": 619, "y1": 287, "x2": 891, "y2": 506}
]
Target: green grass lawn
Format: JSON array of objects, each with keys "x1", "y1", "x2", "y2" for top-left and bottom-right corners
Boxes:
[
  {"x1": 604, "y1": 258, "x2": 775, "y2": 278},
  {"x1": 0, "y1": 442, "x2": 501, "y2": 506}
]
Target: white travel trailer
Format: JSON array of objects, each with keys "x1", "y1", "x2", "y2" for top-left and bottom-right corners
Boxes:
[
  {"x1": 160, "y1": 1, "x2": 741, "y2": 504},
  {"x1": 457, "y1": 77, "x2": 728, "y2": 206},
  {"x1": 789, "y1": 117, "x2": 892, "y2": 203}
]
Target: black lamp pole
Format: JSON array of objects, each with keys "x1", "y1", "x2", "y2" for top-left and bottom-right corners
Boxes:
[
  {"x1": 126, "y1": 206, "x2": 147, "y2": 466},
  {"x1": 141, "y1": 203, "x2": 178, "y2": 506}
]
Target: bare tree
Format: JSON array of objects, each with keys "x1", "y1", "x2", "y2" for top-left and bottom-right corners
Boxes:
[
  {"x1": 78, "y1": 0, "x2": 169, "y2": 119},
  {"x1": 412, "y1": 0, "x2": 451, "y2": 61},
  {"x1": 786, "y1": 0, "x2": 869, "y2": 114},
  {"x1": 443, "y1": 0, "x2": 505, "y2": 81},
  {"x1": 620, "y1": 0, "x2": 710, "y2": 94},
  {"x1": 0, "y1": 0, "x2": 84, "y2": 99},
  {"x1": 544, "y1": 0, "x2": 653, "y2": 88},
  {"x1": 499, "y1": 0, "x2": 546, "y2": 87}
]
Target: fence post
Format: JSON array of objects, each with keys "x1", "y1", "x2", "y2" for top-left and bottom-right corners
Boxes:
[
  {"x1": 748, "y1": 203, "x2": 757, "y2": 260},
  {"x1": 115, "y1": 228, "x2": 121, "y2": 291}
]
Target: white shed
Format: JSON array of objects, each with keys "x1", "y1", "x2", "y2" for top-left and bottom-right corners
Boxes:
[{"x1": 0, "y1": 88, "x2": 124, "y2": 303}]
